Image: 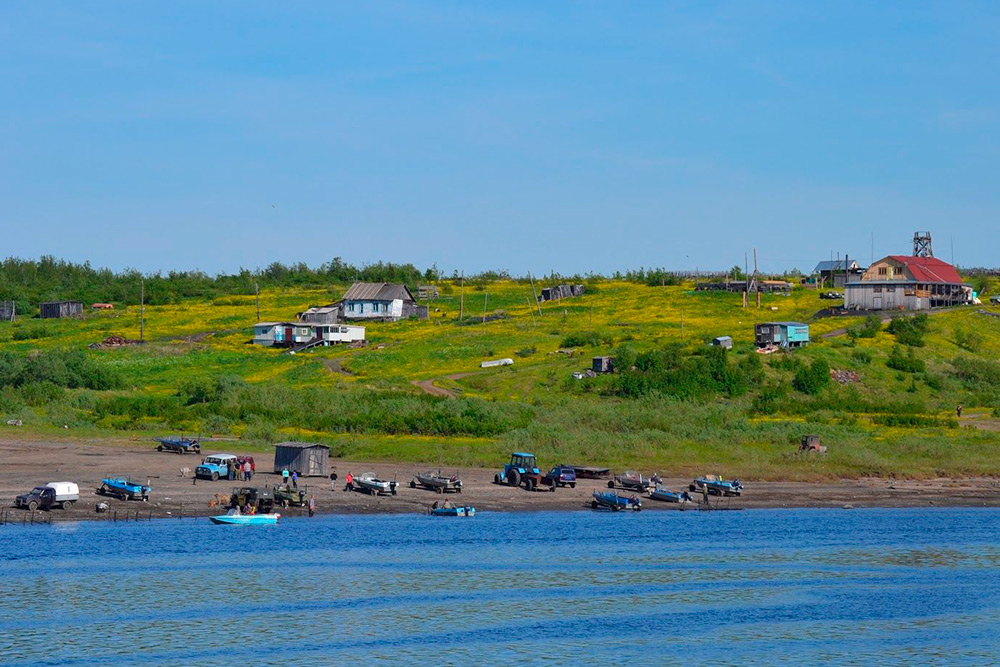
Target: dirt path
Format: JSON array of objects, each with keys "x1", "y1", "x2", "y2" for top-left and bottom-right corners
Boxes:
[
  {"x1": 411, "y1": 372, "x2": 478, "y2": 398},
  {"x1": 1, "y1": 437, "x2": 1000, "y2": 524}
]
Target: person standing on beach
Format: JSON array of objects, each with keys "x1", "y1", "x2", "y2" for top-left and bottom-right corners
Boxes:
[
  {"x1": 345, "y1": 471, "x2": 353, "y2": 491},
  {"x1": 244, "y1": 460, "x2": 252, "y2": 482},
  {"x1": 282, "y1": 467, "x2": 290, "y2": 485},
  {"x1": 307, "y1": 495, "x2": 315, "y2": 517},
  {"x1": 291, "y1": 470, "x2": 298, "y2": 490}
]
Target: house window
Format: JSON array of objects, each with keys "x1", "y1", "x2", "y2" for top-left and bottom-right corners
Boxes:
[
  {"x1": 886, "y1": 286, "x2": 895, "y2": 292},
  {"x1": 873, "y1": 287, "x2": 882, "y2": 293},
  {"x1": 348, "y1": 303, "x2": 355, "y2": 312},
  {"x1": 878, "y1": 267, "x2": 888, "y2": 276}
]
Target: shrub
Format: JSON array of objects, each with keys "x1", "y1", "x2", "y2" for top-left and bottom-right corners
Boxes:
[
  {"x1": 792, "y1": 358, "x2": 830, "y2": 395},
  {"x1": 514, "y1": 346, "x2": 537, "y2": 358},
  {"x1": 954, "y1": 326, "x2": 984, "y2": 353},
  {"x1": 0, "y1": 349, "x2": 123, "y2": 390},
  {"x1": 612, "y1": 344, "x2": 758, "y2": 399},
  {"x1": 847, "y1": 314, "x2": 882, "y2": 340},
  {"x1": 11, "y1": 327, "x2": 52, "y2": 341},
  {"x1": 887, "y1": 345, "x2": 925, "y2": 373},
  {"x1": 851, "y1": 349, "x2": 874, "y2": 365},
  {"x1": 886, "y1": 314, "x2": 929, "y2": 347},
  {"x1": 561, "y1": 331, "x2": 611, "y2": 348}
]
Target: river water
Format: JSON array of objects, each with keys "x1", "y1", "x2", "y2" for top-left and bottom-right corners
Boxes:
[{"x1": 2, "y1": 508, "x2": 999, "y2": 665}]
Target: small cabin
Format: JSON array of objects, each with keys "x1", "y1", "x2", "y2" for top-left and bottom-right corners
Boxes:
[
  {"x1": 273, "y1": 441, "x2": 330, "y2": 477},
  {"x1": 711, "y1": 336, "x2": 733, "y2": 349},
  {"x1": 592, "y1": 356, "x2": 614, "y2": 373},
  {"x1": 39, "y1": 301, "x2": 83, "y2": 319},
  {"x1": 313, "y1": 324, "x2": 365, "y2": 345},
  {"x1": 297, "y1": 306, "x2": 340, "y2": 324},
  {"x1": 0, "y1": 301, "x2": 14, "y2": 321},
  {"x1": 755, "y1": 322, "x2": 810, "y2": 349},
  {"x1": 253, "y1": 322, "x2": 301, "y2": 347}
]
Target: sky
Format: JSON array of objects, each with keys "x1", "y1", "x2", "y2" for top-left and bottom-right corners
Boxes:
[{"x1": 2, "y1": 2, "x2": 998, "y2": 276}]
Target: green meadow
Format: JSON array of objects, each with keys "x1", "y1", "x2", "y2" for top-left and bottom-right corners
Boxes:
[{"x1": 3, "y1": 276, "x2": 1000, "y2": 480}]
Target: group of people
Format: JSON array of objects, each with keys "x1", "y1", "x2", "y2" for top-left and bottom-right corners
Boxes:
[
  {"x1": 227, "y1": 459, "x2": 253, "y2": 482},
  {"x1": 280, "y1": 467, "x2": 300, "y2": 489}
]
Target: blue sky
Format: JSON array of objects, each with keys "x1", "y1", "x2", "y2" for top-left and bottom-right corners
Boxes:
[{"x1": 2, "y1": 2, "x2": 997, "y2": 275}]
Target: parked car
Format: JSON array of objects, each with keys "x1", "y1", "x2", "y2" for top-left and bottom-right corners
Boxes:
[
  {"x1": 819, "y1": 291, "x2": 843, "y2": 300},
  {"x1": 991, "y1": 295, "x2": 1000, "y2": 305},
  {"x1": 196, "y1": 454, "x2": 255, "y2": 481},
  {"x1": 543, "y1": 465, "x2": 577, "y2": 488},
  {"x1": 15, "y1": 482, "x2": 79, "y2": 511}
]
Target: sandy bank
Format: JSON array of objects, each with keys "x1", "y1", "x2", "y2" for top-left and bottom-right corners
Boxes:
[{"x1": 1, "y1": 436, "x2": 999, "y2": 523}]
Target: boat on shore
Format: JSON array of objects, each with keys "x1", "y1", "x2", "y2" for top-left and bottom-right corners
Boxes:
[
  {"x1": 97, "y1": 477, "x2": 151, "y2": 501},
  {"x1": 591, "y1": 491, "x2": 642, "y2": 512},
  {"x1": 210, "y1": 510, "x2": 280, "y2": 525},
  {"x1": 690, "y1": 475, "x2": 744, "y2": 497},
  {"x1": 353, "y1": 472, "x2": 398, "y2": 496},
  {"x1": 410, "y1": 471, "x2": 463, "y2": 493},
  {"x1": 648, "y1": 486, "x2": 691, "y2": 503}
]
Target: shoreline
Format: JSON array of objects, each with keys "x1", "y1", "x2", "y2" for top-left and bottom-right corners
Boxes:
[{"x1": 2, "y1": 437, "x2": 999, "y2": 524}]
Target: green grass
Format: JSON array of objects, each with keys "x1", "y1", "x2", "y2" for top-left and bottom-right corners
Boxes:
[{"x1": 3, "y1": 278, "x2": 1000, "y2": 479}]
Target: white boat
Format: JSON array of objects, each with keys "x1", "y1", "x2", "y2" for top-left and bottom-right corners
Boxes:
[{"x1": 353, "y1": 472, "x2": 398, "y2": 496}]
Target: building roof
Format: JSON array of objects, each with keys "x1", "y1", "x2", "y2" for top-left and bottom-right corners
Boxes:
[
  {"x1": 301, "y1": 306, "x2": 339, "y2": 314},
  {"x1": 885, "y1": 255, "x2": 963, "y2": 284},
  {"x1": 759, "y1": 322, "x2": 809, "y2": 327},
  {"x1": 273, "y1": 441, "x2": 330, "y2": 450},
  {"x1": 814, "y1": 259, "x2": 861, "y2": 273},
  {"x1": 340, "y1": 282, "x2": 415, "y2": 303}
]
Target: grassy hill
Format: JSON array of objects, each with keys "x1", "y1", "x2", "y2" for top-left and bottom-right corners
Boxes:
[{"x1": 2, "y1": 277, "x2": 1000, "y2": 480}]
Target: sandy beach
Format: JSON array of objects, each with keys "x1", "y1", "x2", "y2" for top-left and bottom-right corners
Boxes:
[{"x1": 2, "y1": 436, "x2": 999, "y2": 522}]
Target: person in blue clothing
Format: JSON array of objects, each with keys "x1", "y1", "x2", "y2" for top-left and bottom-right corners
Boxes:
[{"x1": 291, "y1": 470, "x2": 298, "y2": 490}]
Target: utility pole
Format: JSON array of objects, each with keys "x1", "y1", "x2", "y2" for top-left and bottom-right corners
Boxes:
[
  {"x1": 255, "y1": 282, "x2": 260, "y2": 323},
  {"x1": 459, "y1": 271, "x2": 465, "y2": 320},
  {"x1": 528, "y1": 271, "x2": 542, "y2": 316},
  {"x1": 140, "y1": 277, "x2": 145, "y2": 343}
]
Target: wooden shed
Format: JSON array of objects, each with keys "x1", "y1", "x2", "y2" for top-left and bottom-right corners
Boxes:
[
  {"x1": 273, "y1": 442, "x2": 330, "y2": 477},
  {"x1": 592, "y1": 356, "x2": 614, "y2": 373},
  {"x1": 39, "y1": 301, "x2": 83, "y2": 319},
  {"x1": 0, "y1": 301, "x2": 14, "y2": 322}
]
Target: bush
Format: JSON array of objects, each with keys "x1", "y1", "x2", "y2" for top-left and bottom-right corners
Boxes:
[
  {"x1": 612, "y1": 344, "x2": 760, "y2": 399},
  {"x1": 11, "y1": 327, "x2": 52, "y2": 341},
  {"x1": 887, "y1": 345, "x2": 925, "y2": 373},
  {"x1": 851, "y1": 349, "x2": 874, "y2": 365},
  {"x1": 886, "y1": 314, "x2": 929, "y2": 347},
  {"x1": 954, "y1": 326, "x2": 984, "y2": 353},
  {"x1": 514, "y1": 346, "x2": 537, "y2": 358},
  {"x1": 561, "y1": 331, "x2": 612, "y2": 348},
  {"x1": 847, "y1": 314, "x2": 882, "y2": 340},
  {"x1": 792, "y1": 358, "x2": 830, "y2": 395},
  {"x1": 0, "y1": 349, "x2": 123, "y2": 390}
]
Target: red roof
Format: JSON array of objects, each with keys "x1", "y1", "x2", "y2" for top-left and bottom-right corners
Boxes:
[{"x1": 886, "y1": 256, "x2": 963, "y2": 284}]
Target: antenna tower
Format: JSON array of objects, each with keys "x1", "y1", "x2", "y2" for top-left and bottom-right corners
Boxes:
[{"x1": 913, "y1": 231, "x2": 933, "y2": 258}]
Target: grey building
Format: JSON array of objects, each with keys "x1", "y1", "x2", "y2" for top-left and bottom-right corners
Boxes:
[
  {"x1": 337, "y1": 282, "x2": 428, "y2": 322},
  {"x1": 273, "y1": 442, "x2": 330, "y2": 477},
  {"x1": 712, "y1": 336, "x2": 733, "y2": 349},
  {"x1": 0, "y1": 301, "x2": 14, "y2": 322},
  {"x1": 39, "y1": 301, "x2": 83, "y2": 319},
  {"x1": 814, "y1": 259, "x2": 865, "y2": 288}
]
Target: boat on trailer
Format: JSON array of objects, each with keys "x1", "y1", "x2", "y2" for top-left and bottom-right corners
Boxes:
[
  {"x1": 353, "y1": 472, "x2": 398, "y2": 496},
  {"x1": 591, "y1": 491, "x2": 642, "y2": 512},
  {"x1": 410, "y1": 471, "x2": 463, "y2": 493},
  {"x1": 153, "y1": 436, "x2": 201, "y2": 454},
  {"x1": 97, "y1": 477, "x2": 151, "y2": 501},
  {"x1": 210, "y1": 510, "x2": 280, "y2": 525},
  {"x1": 648, "y1": 486, "x2": 691, "y2": 503},
  {"x1": 690, "y1": 475, "x2": 744, "y2": 497}
]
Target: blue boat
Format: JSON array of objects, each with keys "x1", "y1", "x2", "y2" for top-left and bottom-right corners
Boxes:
[
  {"x1": 690, "y1": 476, "x2": 743, "y2": 497},
  {"x1": 591, "y1": 491, "x2": 642, "y2": 512},
  {"x1": 209, "y1": 511, "x2": 280, "y2": 525},
  {"x1": 98, "y1": 477, "x2": 151, "y2": 501},
  {"x1": 430, "y1": 505, "x2": 475, "y2": 517},
  {"x1": 153, "y1": 436, "x2": 201, "y2": 454},
  {"x1": 648, "y1": 486, "x2": 691, "y2": 503}
]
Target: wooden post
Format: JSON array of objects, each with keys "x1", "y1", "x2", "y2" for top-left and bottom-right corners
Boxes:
[
  {"x1": 140, "y1": 278, "x2": 145, "y2": 342},
  {"x1": 482, "y1": 293, "x2": 488, "y2": 323},
  {"x1": 528, "y1": 272, "x2": 542, "y2": 316},
  {"x1": 255, "y1": 282, "x2": 261, "y2": 322},
  {"x1": 459, "y1": 271, "x2": 465, "y2": 320}
]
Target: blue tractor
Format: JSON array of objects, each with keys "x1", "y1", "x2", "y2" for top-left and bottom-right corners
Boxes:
[{"x1": 494, "y1": 452, "x2": 553, "y2": 491}]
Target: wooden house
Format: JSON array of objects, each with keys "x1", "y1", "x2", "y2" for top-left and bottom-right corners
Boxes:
[
  {"x1": 272, "y1": 442, "x2": 330, "y2": 477},
  {"x1": 538, "y1": 284, "x2": 585, "y2": 302},
  {"x1": 337, "y1": 282, "x2": 428, "y2": 322},
  {"x1": 755, "y1": 322, "x2": 810, "y2": 349},
  {"x1": 844, "y1": 255, "x2": 969, "y2": 311},
  {"x1": 0, "y1": 301, "x2": 14, "y2": 322},
  {"x1": 312, "y1": 324, "x2": 365, "y2": 345},
  {"x1": 297, "y1": 306, "x2": 340, "y2": 324},
  {"x1": 39, "y1": 301, "x2": 83, "y2": 319},
  {"x1": 813, "y1": 259, "x2": 865, "y2": 288}
]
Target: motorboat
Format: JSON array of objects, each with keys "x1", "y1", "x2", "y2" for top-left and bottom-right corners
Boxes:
[
  {"x1": 353, "y1": 472, "x2": 398, "y2": 496},
  {"x1": 648, "y1": 486, "x2": 691, "y2": 503},
  {"x1": 430, "y1": 504, "x2": 475, "y2": 517},
  {"x1": 608, "y1": 470, "x2": 651, "y2": 492},
  {"x1": 690, "y1": 475, "x2": 744, "y2": 497},
  {"x1": 97, "y1": 477, "x2": 151, "y2": 501},
  {"x1": 210, "y1": 509, "x2": 280, "y2": 525},
  {"x1": 591, "y1": 491, "x2": 642, "y2": 512},
  {"x1": 411, "y1": 471, "x2": 463, "y2": 493}
]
